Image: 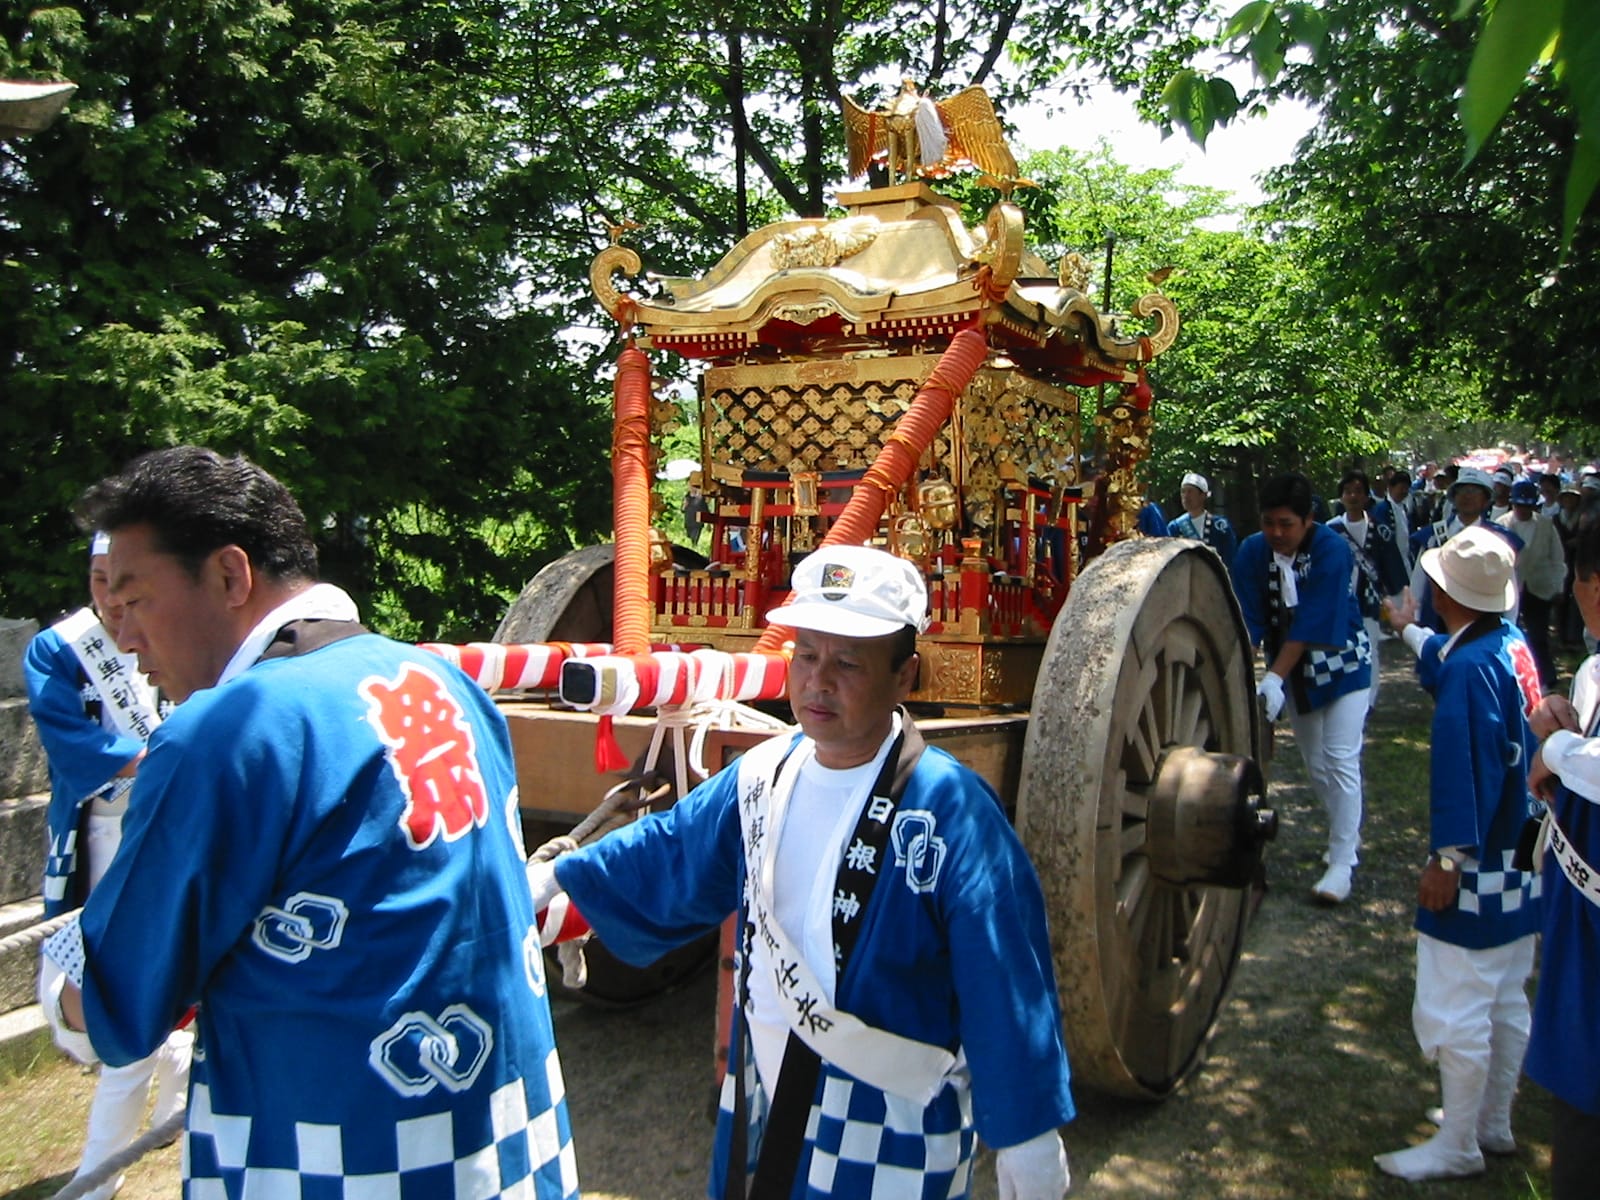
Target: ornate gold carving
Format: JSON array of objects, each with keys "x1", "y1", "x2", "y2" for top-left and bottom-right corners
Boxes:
[
  {"x1": 1132, "y1": 291, "x2": 1180, "y2": 357},
  {"x1": 770, "y1": 299, "x2": 848, "y2": 327},
  {"x1": 770, "y1": 216, "x2": 880, "y2": 269},
  {"x1": 590, "y1": 244, "x2": 642, "y2": 320},
  {"x1": 842, "y1": 82, "x2": 1020, "y2": 188},
  {"x1": 969, "y1": 203, "x2": 1025, "y2": 290},
  {"x1": 1057, "y1": 251, "x2": 1093, "y2": 294},
  {"x1": 925, "y1": 643, "x2": 980, "y2": 699}
]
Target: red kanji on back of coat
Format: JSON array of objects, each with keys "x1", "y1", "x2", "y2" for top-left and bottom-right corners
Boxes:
[
  {"x1": 360, "y1": 662, "x2": 489, "y2": 848},
  {"x1": 1508, "y1": 638, "x2": 1543, "y2": 719}
]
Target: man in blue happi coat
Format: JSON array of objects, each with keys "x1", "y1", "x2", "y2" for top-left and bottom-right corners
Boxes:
[
  {"x1": 1232, "y1": 472, "x2": 1372, "y2": 904},
  {"x1": 1328, "y1": 468, "x2": 1410, "y2": 715},
  {"x1": 532, "y1": 544, "x2": 1074, "y2": 1200},
  {"x1": 25, "y1": 535, "x2": 190, "y2": 1198},
  {"x1": 1376, "y1": 525, "x2": 1544, "y2": 1180},
  {"x1": 1526, "y1": 510, "x2": 1600, "y2": 1200},
  {"x1": 38, "y1": 447, "x2": 578, "y2": 1199},
  {"x1": 1409, "y1": 467, "x2": 1523, "y2": 633},
  {"x1": 1166, "y1": 471, "x2": 1238, "y2": 564}
]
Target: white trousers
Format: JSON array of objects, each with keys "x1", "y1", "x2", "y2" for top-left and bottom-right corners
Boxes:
[
  {"x1": 1288, "y1": 688, "x2": 1367, "y2": 868},
  {"x1": 76, "y1": 1029, "x2": 193, "y2": 1187},
  {"x1": 1413, "y1": 933, "x2": 1535, "y2": 1062},
  {"x1": 1363, "y1": 617, "x2": 1382, "y2": 714},
  {"x1": 75, "y1": 810, "x2": 194, "y2": 1191}
]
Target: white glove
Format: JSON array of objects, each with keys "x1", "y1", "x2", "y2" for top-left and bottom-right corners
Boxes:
[
  {"x1": 996, "y1": 1129, "x2": 1069, "y2": 1200},
  {"x1": 526, "y1": 834, "x2": 579, "y2": 911},
  {"x1": 1256, "y1": 672, "x2": 1286, "y2": 722},
  {"x1": 38, "y1": 954, "x2": 99, "y2": 1066},
  {"x1": 526, "y1": 835, "x2": 591, "y2": 988}
]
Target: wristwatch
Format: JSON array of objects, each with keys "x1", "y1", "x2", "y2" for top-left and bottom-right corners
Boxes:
[{"x1": 1430, "y1": 851, "x2": 1462, "y2": 873}]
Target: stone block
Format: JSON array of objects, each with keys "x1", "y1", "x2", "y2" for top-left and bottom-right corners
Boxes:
[
  {"x1": 0, "y1": 794, "x2": 46, "y2": 907},
  {"x1": 0, "y1": 697, "x2": 49, "y2": 802},
  {"x1": 0, "y1": 898, "x2": 44, "y2": 1014},
  {"x1": 0, "y1": 617, "x2": 36, "y2": 700}
]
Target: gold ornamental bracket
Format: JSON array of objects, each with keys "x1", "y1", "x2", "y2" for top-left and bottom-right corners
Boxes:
[
  {"x1": 591, "y1": 244, "x2": 643, "y2": 322},
  {"x1": 968, "y1": 202, "x2": 1027, "y2": 296},
  {"x1": 1131, "y1": 291, "x2": 1179, "y2": 358}
]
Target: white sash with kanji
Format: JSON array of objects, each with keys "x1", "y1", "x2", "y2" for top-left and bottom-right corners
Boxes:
[
  {"x1": 737, "y1": 734, "x2": 959, "y2": 1106},
  {"x1": 52, "y1": 607, "x2": 161, "y2": 742}
]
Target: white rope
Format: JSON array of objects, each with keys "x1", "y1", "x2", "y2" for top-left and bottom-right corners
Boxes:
[
  {"x1": 50, "y1": 1108, "x2": 185, "y2": 1199},
  {"x1": 0, "y1": 909, "x2": 78, "y2": 956}
]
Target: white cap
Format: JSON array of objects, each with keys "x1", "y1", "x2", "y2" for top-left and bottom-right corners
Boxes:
[
  {"x1": 1450, "y1": 466, "x2": 1494, "y2": 497},
  {"x1": 1181, "y1": 472, "x2": 1210, "y2": 495},
  {"x1": 89, "y1": 531, "x2": 111, "y2": 558},
  {"x1": 1492, "y1": 465, "x2": 1515, "y2": 484},
  {"x1": 1420, "y1": 525, "x2": 1516, "y2": 613},
  {"x1": 766, "y1": 545, "x2": 930, "y2": 638}
]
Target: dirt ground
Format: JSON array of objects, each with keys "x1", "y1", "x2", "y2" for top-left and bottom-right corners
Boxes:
[{"x1": 0, "y1": 637, "x2": 1559, "y2": 1199}]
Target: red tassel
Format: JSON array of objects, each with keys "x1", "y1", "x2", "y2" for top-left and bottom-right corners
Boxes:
[
  {"x1": 1128, "y1": 366, "x2": 1154, "y2": 411},
  {"x1": 594, "y1": 714, "x2": 630, "y2": 774}
]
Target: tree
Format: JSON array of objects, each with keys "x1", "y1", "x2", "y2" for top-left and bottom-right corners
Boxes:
[
  {"x1": 1087, "y1": 0, "x2": 1600, "y2": 444},
  {"x1": 2, "y1": 0, "x2": 613, "y2": 635},
  {"x1": 995, "y1": 146, "x2": 1390, "y2": 511}
]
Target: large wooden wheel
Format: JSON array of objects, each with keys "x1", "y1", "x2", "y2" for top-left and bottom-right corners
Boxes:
[
  {"x1": 496, "y1": 543, "x2": 712, "y2": 1007},
  {"x1": 1016, "y1": 538, "x2": 1275, "y2": 1099}
]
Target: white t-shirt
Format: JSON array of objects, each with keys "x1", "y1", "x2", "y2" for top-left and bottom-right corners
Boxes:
[{"x1": 746, "y1": 723, "x2": 898, "y2": 1093}]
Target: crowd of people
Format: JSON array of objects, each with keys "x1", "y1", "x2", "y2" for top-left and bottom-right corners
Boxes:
[
  {"x1": 1160, "y1": 457, "x2": 1600, "y2": 1194},
  {"x1": 21, "y1": 444, "x2": 1600, "y2": 1199}
]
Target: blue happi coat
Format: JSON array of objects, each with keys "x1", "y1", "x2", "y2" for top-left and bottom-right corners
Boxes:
[
  {"x1": 23, "y1": 620, "x2": 146, "y2": 916},
  {"x1": 1525, "y1": 658, "x2": 1600, "y2": 1116},
  {"x1": 1413, "y1": 619, "x2": 1544, "y2": 949},
  {"x1": 1232, "y1": 523, "x2": 1372, "y2": 714},
  {"x1": 1327, "y1": 513, "x2": 1409, "y2": 621},
  {"x1": 71, "y1": 631, "x2": 577, "y2": 1199},
  {"x1": 1166, "y1": 511, "x2": 1238, "y2": 564},
  {"x1": 558, "y1": 730, "x2": 1074, "y2": 1200}
]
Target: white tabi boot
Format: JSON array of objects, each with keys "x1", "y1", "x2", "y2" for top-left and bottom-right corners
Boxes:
[
  {"x1": 1375, "y1": 1047, "x2": 1488, "y2": 1180},
  {"x1": 1422, "y1": 1017, "x2": 1529, "y2": 1155},
  {"x1": 1474, "y1": 1019, "x2": 1528, "y2": 1155}
]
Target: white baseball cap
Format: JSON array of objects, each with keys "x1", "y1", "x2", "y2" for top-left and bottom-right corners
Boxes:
[
  {"x1": 1181, "y1": 472, "x2": 1210, "y2": 495},
  {"x1": 1450, "y1": 466, "x2": 1494, "y2": 497},
  {"x1": 1420, "y1": 525, "x2": 1516, "y2": 613},
  {"x1": 766, "y1": 545, "x2": 930, "y2": 637}
]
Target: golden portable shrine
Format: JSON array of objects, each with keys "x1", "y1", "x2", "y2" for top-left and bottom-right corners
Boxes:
[{"x1": 425, "y1": 88, "x2": 1275, "y2": 1101}]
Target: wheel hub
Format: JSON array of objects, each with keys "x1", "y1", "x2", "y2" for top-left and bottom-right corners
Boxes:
[{"x1": 1146, "y1": 745, "x2": 1277, "y2": 888}]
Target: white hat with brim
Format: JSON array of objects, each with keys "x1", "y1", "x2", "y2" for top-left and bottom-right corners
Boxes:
[
  {"x1": 1449, "y1": 466, "x2": 1495, "y2": 498},
  {"x1": 1420, "y1": 525, "x2": 1516, "y2": 613},
  {"x1": 766, "y1": 544, "x2": 930, "y2": 638}
]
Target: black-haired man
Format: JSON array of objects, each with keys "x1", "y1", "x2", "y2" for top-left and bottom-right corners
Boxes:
[
  {"x1": 1232, "y1": 473, "x2": 1372, "y2": 903},
  {"x1": 535, "y1": 544, "x2": 1075, "y2": 1200},
  {"x1": 38, "y1": 446, "x2": 578, "y2": 1198}
]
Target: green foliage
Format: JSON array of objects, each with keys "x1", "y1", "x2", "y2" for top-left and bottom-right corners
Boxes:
[
  {"x1": 1064, "y1": 0, "x2": 1600, "y2": 445},
  {"x1": 1, "y1": 0, "x2": 613, "y2": 633},
  {"x1": 1003, "y1": 147, "x2": 1390, "y2": 508}
]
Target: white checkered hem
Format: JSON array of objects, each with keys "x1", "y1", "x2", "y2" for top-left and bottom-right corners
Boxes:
[
  {"x1": 1457, "y1": 849, "x2": 1543, "y2": 915},
  {"x1": 182, "y1": 1049, "x2": 577, "y2": 1199}
]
